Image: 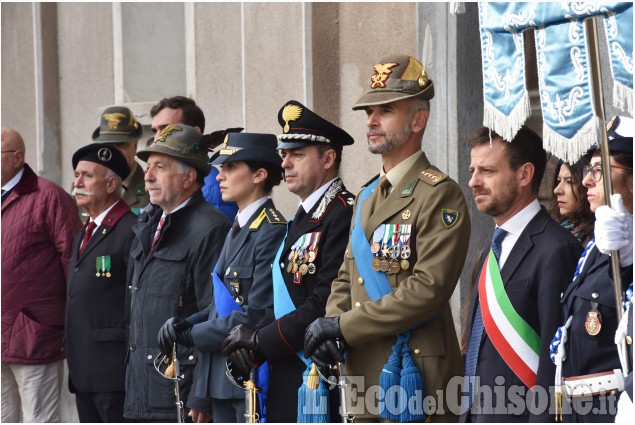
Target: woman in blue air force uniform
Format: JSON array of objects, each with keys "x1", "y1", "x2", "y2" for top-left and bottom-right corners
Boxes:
[{"x1": 158, "y1": 132, "x2": 286, "y2": 423}]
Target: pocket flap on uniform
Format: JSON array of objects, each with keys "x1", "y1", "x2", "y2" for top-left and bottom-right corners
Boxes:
[
  {"x1": 153, "y1": 248, "x2": 188, "y2": 262},
  {"x1": 223, "y1": 265, "x2": 254, "y2": 279}
]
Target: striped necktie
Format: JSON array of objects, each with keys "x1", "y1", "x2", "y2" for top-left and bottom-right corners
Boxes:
[{"x1": 151, "y1": 216, "x2": 166, "y2": 250}]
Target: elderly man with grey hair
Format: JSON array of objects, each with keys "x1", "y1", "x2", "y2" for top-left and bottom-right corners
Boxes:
[{"x1": 124, "y1": 124, "x2": 231, "y2": 421}]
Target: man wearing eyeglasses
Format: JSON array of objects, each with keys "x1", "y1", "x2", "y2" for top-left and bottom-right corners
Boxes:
[{"x1": 1, "y1": 128, "x2": 82, "y2": 422}]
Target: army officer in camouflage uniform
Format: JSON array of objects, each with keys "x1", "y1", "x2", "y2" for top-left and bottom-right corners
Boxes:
[{"x1": 305, "y1": 54, "x2": 471, "y2": 422}]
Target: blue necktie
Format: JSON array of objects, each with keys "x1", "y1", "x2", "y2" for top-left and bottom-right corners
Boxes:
[{"x1": 464, "y1": 227, "x2": 507, "y2": 411}]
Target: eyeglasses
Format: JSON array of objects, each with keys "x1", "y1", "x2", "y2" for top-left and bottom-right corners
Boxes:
[
  {"x1": 583, "y1": 163, "x2": 632, "y2": 182},
  {"x1": 1, "y1": 150, "x2": 17, "y2": 154}
]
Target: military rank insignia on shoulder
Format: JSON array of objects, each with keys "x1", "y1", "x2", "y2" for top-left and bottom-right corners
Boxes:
[
  {"x1": 419, "y1": 168, "x2": 448, "y2": 186},
  {"x1": 249, "y1": 207, "x2": 287, "y2": 230},
  {"x1": 442, "y1": 208, "x2": 459, "y2": 228},
  {"x1": 339, "y1": 190, "x2": 355, "y2": 206}
]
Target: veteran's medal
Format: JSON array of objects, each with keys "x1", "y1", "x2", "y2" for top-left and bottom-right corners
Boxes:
[
  {"x1": 308, "y1": 263, "x2": 316, "y2": 274},
  {"x1": 379, "y1": 259, "x2": 390, "y2": 272},
  {"x1": 299, "y1": 264, "x2": 308, "y2": 275},
  {"x1": 585, "y1": 303, "x2": 602, "y2": 336},
  {"x1": 371, "y1": 242, "x2": 381, "y2": 254},
  {"x1": 287, "y1": 262, "x2": 294, "y2": 273},
  {"x1": 389, "y1": 261, "x2": 400, "y2": 274},
  {"x1": 400, "y1": 259, "x2": 410, "y2": 270},
  {"x1": 372, "y1": 257, "x2": 381, "y2": 271}
]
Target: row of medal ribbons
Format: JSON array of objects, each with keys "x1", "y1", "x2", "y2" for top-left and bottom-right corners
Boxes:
[
  {"x1": 288, "y1": 232, "x2": 321, "y2": 276},
  {"x1": 371, "y1": 224, "x2": 412, "y2": 274}
]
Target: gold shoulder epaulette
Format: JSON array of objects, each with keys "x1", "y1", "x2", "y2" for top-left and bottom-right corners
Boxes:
[
  {"x1": 419, "y1": 168, "x2": 448, "y2": 186},
  {"x1": 249, "y1": 207, "x2": 286, "y2": 230}
]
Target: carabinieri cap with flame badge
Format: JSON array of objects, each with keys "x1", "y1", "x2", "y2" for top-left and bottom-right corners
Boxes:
[{"x1": 276, "y1": 100, "x2": 354, "y2": 150}]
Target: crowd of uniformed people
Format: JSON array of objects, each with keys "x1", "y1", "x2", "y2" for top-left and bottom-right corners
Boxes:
[{"x1": 1, "y1": 52, "x2": 632, "y2": 424}]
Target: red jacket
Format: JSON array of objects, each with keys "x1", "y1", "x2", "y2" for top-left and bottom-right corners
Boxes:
[{"x1": 1, "y1": 164, "x2": 82, "y2": 364}]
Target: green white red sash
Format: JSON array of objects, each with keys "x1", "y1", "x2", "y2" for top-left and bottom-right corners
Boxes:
[{"x1": 479, "y1": 250, "x2": 540, "y2": 388}]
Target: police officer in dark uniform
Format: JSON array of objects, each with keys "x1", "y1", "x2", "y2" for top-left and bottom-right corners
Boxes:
[
  {"x1": 92, "y1": 106, "x2": 149, "y2": 215},
  {"x1": 66, "y1": 143, "x2": 136, "y2": 422},
  {"x1": 221, "y1": 100, "x2": 355, "y2": 422},
  {"x1": 554, "y1": 116, "x2": 633, "y2": 422}
]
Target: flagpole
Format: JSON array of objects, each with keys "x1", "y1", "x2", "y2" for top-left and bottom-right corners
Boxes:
[{"x1": 584, "y1": 17, "x2": 626, "y2": 332}]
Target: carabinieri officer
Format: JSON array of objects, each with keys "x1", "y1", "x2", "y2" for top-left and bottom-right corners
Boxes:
[{"x1": 222, "y1": 100, "x2": 355, "y2": 422}]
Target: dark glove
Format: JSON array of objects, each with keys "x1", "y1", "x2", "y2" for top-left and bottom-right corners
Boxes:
[
  {"x1": 158, "y1": 317, "x2": 194, "y2": 354},
  {"x1": 221, "y1": 325, "x2": 262, "y2": 376},
  {"x1": 304, "y1": 317, "x2": 346, "y2": 368}
]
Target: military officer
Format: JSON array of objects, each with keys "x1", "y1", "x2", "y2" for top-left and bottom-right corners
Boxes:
[
  {"x1": 92, "y1": 105, "x2": 149, "y2": 215},
  {"x1": 66, "y1": 143, "x2": 136, "y2": 422},
  {"x1": 304, "y1": 54, "x2": 471, "y2": 422},
  {"x1": 158, "y1": 132, "x2": 287, "y2": 423},
  {"x1": 221, "y1": 100, "x2": 356, "y2": 422}
]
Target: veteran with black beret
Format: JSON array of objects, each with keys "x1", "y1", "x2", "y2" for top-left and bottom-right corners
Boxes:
[
  {"x1": 92, "y1": 105, "x2": 148, "y2": 213},
  {"x1": 305, "y1": 54, "x2": 471, "y2": 422},
  {"x1": 221, "y1": 100, "x2": 356, "y2": 422},
  {"x1": 66, "y1": 143, "x2": 137, "y2": 422},
  {"x1": 124, "y1": 124, "x2": 232, "y2": 421}
]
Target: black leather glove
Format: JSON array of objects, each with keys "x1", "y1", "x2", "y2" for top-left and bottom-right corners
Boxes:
[
  {"x1": 158, "y1": 317, "x2": 194, "y2": 354},
  {"x1": 304, "y1": 317, "x2": 346, "y2": 368},
  {"x1": 221, "y1": 325, "x2": 262, "y2": 376},
  {"x1": 221, "y1": 325, "x2": 259, "y2": 355}
]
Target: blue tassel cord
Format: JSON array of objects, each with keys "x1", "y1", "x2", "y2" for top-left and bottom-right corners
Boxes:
[
  {"x1": 297, "y1": 363, "x2": 329, "y2": 423},
  {"x1": 399, "y1": 345, "x2": 425, "y2": 422},
  {"x1": 379, "y1": 339, "x2": 403, "y2": 421}
]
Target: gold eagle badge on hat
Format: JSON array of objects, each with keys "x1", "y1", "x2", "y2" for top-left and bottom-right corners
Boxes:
[
  {"x1": 370, "y1": 63, "x2": 398, "y2": 89},
  {"x1": 103, "y1": 112, "x2": 127, "y2": 129},
  {"x1": 282, "y1": 104, "x2": 303, "y2": 133}
]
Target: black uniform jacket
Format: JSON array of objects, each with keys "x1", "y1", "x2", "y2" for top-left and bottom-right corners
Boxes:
[
  {"x1": 257, "y1": 178, "x2": 355, "y2": 422},
  {"x1": 66, "y1": 199, "x2": 136, "y2": 393},
  {"x1": 463, "y1": 208, "x2": 582, "y2": 422},
  {"x1": 560, "y1": 248, "x2": 631, "y2": 423}
]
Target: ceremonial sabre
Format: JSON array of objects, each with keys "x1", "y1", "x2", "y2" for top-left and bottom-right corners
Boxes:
[
  {"x1": 225, "y1": 361, "x2": 261, "y2": 423},
  {"x1": 152, "y1": 344, "x2": 185, "y2": 423}
]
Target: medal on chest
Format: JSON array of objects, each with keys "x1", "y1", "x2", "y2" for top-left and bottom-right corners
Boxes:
[
  {"x1": 95, "y1": 256, "x2": 112, "y2": 278},
  {"x1": 585, "y1": 302, "x2": 602, "y2": 336}
]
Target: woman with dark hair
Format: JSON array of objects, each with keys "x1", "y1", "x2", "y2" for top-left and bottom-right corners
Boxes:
[
  {"x1": 157, "y1": 132, "x2": 287, "y2": 423},
  {"x1": 550, "y1": 159, "x2": 595, "y2": 244}
]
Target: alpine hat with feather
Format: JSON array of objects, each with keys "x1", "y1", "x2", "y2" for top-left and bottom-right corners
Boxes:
[
  {"x1": 276, "y1": 100, "x2": 354, "y2": 150},
  {"x1": 136, "y1": 124, "x2": 242, "y2": 176},
  {"x1": 352, "y1": 54, "x2": 434, "y2": 110},
  {"x1": 92, "y1": 106, "x2": 144, "y2": 143}
]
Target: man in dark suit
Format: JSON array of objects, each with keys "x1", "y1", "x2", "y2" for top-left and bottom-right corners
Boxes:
[
  {"x1": 221, "y1": 100, "x2": 355, "y2": 422},
  {"x1": 66, "y1": 143, "x2": 136, "y2": 422},
  {"x1": 463, "y1": 126, "x2": 583, "y2": 422}
]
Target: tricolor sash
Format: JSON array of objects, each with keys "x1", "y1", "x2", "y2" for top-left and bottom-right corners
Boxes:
[{"x1": 479, "y1": 250, "x2": 540, "y2": 388}]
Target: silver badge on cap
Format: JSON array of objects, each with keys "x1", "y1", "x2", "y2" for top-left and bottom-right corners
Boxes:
[{"x1": 98, "y1": 147, "x2": 112, "y2": 162}]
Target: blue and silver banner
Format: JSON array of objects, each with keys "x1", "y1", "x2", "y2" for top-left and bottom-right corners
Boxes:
[{"x1": 479, "y1": 2, "x2": 633, "y2": 163}]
